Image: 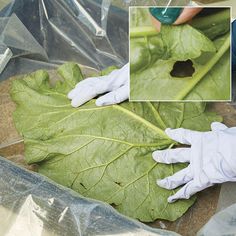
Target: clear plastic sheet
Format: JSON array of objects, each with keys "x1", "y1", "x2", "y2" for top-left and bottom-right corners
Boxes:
[
  {"x1": 0, "y1": 0, "x2": 191, "y2": 81},
  {"x1": 0, "y1": 43, "x2": 12, "y2": 74},
  {"x1": 0, "y1": 156, "x2": 180, "y2": 236},
  {"x1": 198, "y1": 181, "x2": 236, "y2": 235},
  {"x1": 216, "y1": 182, "x2": 236, "y2": 212},
  {"x1": 197, "y1": 203, "x2": 236, "y2": 236},
  {"x1": 0, "y1": 0, "x2": 129, "y2": 80}
]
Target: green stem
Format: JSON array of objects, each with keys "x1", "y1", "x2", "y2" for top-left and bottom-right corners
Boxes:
[
  {"x1": 191, "y1": 9, "x2": 230, "y2": 30},
  {"x1": 175, "y1": 34, "x2": 230, "y2": 100},
  {"x1": 114, "y1": 105, "x2": 170, "y2": 139},
  {"x1": 146, "y1": 102, "x2": 167, "y2": 129},
  {"x1": 130, "y1": 26, "x2": 158, "y2": 38}
]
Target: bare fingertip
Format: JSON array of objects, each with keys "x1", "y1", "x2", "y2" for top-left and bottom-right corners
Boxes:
[{"x1": 151, "y1": 16, "x2": 161, "y2": 32}]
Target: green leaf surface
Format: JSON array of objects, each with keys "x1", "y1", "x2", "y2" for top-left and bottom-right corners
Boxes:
[
  {"x1": 130, "y1": 8, "x2": 230, "y2": 101},
  {"x1": 11, "y1": 63, "x2": 222, "y2": 222}
]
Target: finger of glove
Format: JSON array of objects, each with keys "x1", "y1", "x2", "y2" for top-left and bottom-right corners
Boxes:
[
  {"x1": 109, "y1": 63, "x2": 129, "y2": 84},
  {"x1": 96, "y1": 84, "x2": 129, "y2": 106},
  {"x1": 68, "y1": 78, "x2": 98, "y2": 99},
  {"x1": 157, "y1": 166, "x2": 192, "y2": 190},
  {"x1": 167, "y1": 180, "x2": 204, "y2": 203},
  {"x1": 71, "y1": 89, "x2": 97, "y2": 107},
  {"x1": 211, "y1": 122, "x2": 228, "y2": 131},
  {"x1": 153, "y1": 147, "x2": 191, "y2": 164},
  {"x1": 68, "y1": 87, "x2": 78, "y2": 99},
  {"x1": 101, "y1": 63, "x2": 129, "y2": 90},
  {"x1": 68, "y1": 77, "x2": 108, "y2": 100},
  {"x1": 165, "y1": 128, "x2": 194, "y2": 145}
]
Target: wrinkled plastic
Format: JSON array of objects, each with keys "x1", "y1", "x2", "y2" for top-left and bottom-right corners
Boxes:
[
  {"x1": 0, "y1": 156, "x2": 180, "y2": 236},
  {"x1": 0, "y1": 44, "x2": 12, "y2": 74},
  {"x1": 216, "y1": 182, "x2": 236, "y2": 212},
  {"x1": 0, "y1": 0, "x2": 129, "y2": 80},
  {"x1": 197, "y1": 203, "x2": 236, "y2": 236},
  {"x1": 199, "y1": 181, "x2": 236, "y2": 236},
  {"x1": 0, "y1": 0, "x2": 192, "y2": 81}
]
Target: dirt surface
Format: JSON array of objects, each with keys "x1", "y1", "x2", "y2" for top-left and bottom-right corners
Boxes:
[
  {"x1": 0, "y1": 76, "x2": 35, "y2": 170},
  {"x1": 1, "y1": 74, "x2": 236, "y2": 236},
  {"x1": 0, "y1": 77, "x2": 20, "y2": 146}
]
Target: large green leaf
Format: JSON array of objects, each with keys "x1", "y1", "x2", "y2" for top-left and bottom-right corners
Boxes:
[
  {"x1": 130, "y1": 8, "x2": 230, "y2": 101},
  {"x1": 11, "y1": 63, "x2": 222, "y2": 222}
]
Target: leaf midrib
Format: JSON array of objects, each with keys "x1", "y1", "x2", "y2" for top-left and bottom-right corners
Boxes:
[
  {"x1": 113, "y1": 104, "x2": 169, "y2": 139},
  {"x1": 24, "y1": 98, "x2": 170, "y2": 140},
  {"x1": 49, "y1": 134, "x2": 172, "y2": 147},
  {"x1": 177, "y1": 34, "x2": 230, "y2": 100},
  {"x1": 146, "y1": 102, "x2": 166, "y2": 129}
]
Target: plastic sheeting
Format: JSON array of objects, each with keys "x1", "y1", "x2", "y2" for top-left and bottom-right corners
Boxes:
[
  {"x1": 197, "y1": 203, "x2": 236, "y2": 236},
  {"x1": 0, "y1": 0, "x2": 191, "y2": 81},
  {"x1": 0, "y1": 156, "x2": 180, "y2": 236},
  {"x1": 0, "y1": 0, "x2": 129, "y2": 80}
]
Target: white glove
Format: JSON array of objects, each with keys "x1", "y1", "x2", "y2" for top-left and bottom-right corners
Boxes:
[
  {"x1": 152, "y1": 122, "x2": 236, "y2": 203},
  {"x1": 68, "y1": 63, "x2": 129, "y2": 107}
]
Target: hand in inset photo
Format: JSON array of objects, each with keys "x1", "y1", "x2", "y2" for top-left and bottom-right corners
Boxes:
[{"x1": 150, "y1": 7, "x2": 203, "y2": 30}]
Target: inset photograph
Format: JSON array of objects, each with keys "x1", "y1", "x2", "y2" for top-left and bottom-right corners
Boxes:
[{"x1": 130, "y1": 7, "x2": 231, "y2": 101}]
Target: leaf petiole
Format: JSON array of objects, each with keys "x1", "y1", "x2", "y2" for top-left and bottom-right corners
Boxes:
[
  {"x1": 130, "y1": 26, "x2": 158, "y2": 38},
  {"x1": 175, "y1": 33, "x2": 230, "y2": 100}
]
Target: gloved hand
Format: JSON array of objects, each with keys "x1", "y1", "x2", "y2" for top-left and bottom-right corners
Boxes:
[
  {"x1": 68, "y1": 63, "x2": 129, "y2": 107},
  {"x1": 150, "y1": 7, "x2": 202, "y2": 31},
  {"x1": 152, "y1": 122, "x2": 236, "y2": 203}
]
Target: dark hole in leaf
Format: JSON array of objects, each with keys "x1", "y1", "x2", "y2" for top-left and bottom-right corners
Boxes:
[
  {"x1": 170, "y1": 60, "x2": 195, "y2": 78},
  {"x1": 80, "y1": 182, "x2": 87, "y2": 189},
  {"x1": 111, "y1": 203, "x2": 118, "y2": 208}
]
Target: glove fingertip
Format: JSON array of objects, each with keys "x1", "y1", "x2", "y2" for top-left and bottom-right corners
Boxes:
[
  {"x1": 95, "y1": 98, "x2": 106, "y2": 107},
  {"x1": 152, "y1": 150, "x2": 169, "y2": 164},
  {"x1": 71, "y1": 99, "x2": 82, "y2": 108},
  {"x1": 165, "y1": 128, "x2": 173, "y2": 137},
  {"x1": 156, "y1": 179, "x2": 166, "y2": 188},
  {"x1": 71, "y1": 101, "x2": 78, "y2": 108},
  {"x1": 152, "y1": 151, "x2": 160, "y2": 161},
  {"x1": 68, "y1": 90, "x2": 74, "y2": 99},
  {"x1": 211, "y1": 122, "x2": 228, "y2": 131},
  {"x1": 96, "y1": 95, "x2": 115, "y2": 107},
  {"x1": 167, "y1": 196, "x2": 176, "y2": 203}
]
